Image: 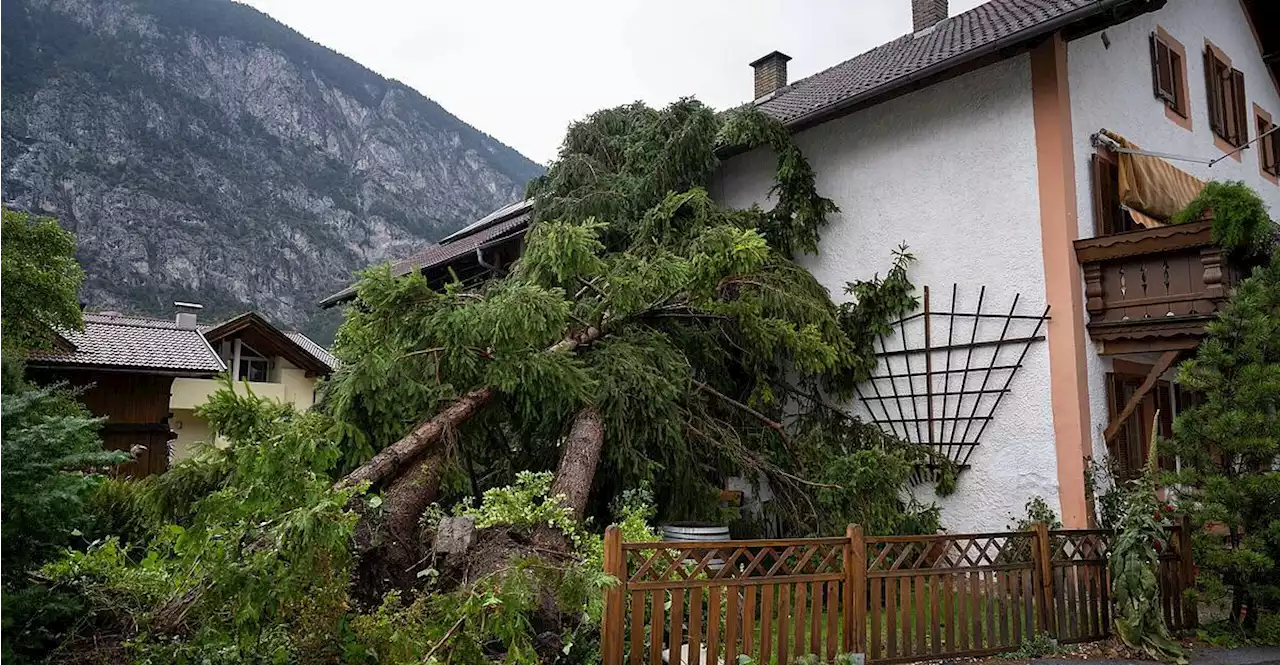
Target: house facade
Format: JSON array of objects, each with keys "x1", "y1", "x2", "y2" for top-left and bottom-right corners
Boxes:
[
  {"x1": 323, "y1": 0, "x2": 1277, "y2": 532},
  {"x1": 712, "y1": 0, "x2": 1279, "y2": 530},
  {"x1": 28, "y1": 305, "x2": 336, "y2": 475}
]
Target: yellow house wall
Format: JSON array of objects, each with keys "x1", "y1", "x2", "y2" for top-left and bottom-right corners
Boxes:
[
  {"x1": 169, "y1": 356, "x2": 320, "y2": 463},
  {"x1": 170, "y1": 407, "x2": 215, "y2": 461}
]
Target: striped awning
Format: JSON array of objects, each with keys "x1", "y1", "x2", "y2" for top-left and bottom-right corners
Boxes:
[{"x1": 1102, "y1": 130, "x2": 1206, "y2": 228}]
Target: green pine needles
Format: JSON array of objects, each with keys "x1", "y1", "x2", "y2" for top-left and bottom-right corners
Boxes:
[
  {"x1": 1167, "y1": 249, "x2": 1280, "y2": 635},
  {"x1": 329, "y1": 97, "x2": 943, "y2": 532},
  {"x1": 25, "y1": 98, "x2": 950, "y2": 663}
]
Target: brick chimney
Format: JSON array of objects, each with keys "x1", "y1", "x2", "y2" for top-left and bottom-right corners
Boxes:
[
  {"x1": 912, "y1": 0, "x2": 947, "y2": 32},
  {"x1": 174, "y1": 301, "x2": 202, "y2": 330},
  {"x1": 750, "y1": 51, "x2": 792, "y2": 100}
]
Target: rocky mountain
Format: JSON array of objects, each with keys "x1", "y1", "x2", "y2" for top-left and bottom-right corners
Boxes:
[{"x1": 2, "y1": 0, "x2": 544, "y2": 342}]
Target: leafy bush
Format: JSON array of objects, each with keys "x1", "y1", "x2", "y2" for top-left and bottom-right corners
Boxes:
[
  {"x1": 41, "y1": 382, "x2": 361, "y2": 663},
  {"x1": 1002, "y1": 631, "x2": 1060, "y2": 659},
  {"x1": 1, "y1": 384, "x2": 125, "y2": 664},
  {"x1": 1173, "y1": 181, "x2": 1276, "y2": 259},
  {"x1": 1007, "y1": 495, "x2": 1063, "y2": 532}
]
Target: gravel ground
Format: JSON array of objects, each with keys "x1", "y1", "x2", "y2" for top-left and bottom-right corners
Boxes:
[{"x1": 1028, "y1": 646, "x2": 1280, "y2": 665}]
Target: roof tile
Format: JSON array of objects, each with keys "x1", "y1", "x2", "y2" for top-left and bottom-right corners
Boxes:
[
  {"x1": 29, "y1": 313, "x2": 225, "y2": 373},
  {"x1": 756, "y1": 0, "x2": 1099, "y2": 125}
]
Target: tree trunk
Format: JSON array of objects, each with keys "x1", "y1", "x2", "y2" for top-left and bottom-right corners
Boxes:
[
  {"x1": 382, "y1": 449, "x2": 446, "y2": 558},
  {"x1": 535, "y1": 407, "x2": 606, "y2": 551},
  {"x1": 338, "y1": 387, "x2": 496, "y2": 492},
  {"x1": 352, "y1": 448, "x2": 446, "y2": 602},
  {"x1": 337, "y1": 323, "x2": 609, "y2": 493}
]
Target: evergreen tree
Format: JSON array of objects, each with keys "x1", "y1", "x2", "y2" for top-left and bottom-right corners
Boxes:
[
  {"x1": 0, "y1": 210, "x2": 125, "y2": 663},
  {"x1": 1169, "y1": 250, "x2": 1280, "y2": 631},
  {"x1": 325, "y1": 100, "x2": 945, "y2": 566}
]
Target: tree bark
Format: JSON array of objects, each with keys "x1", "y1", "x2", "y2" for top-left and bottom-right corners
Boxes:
[
  {"x1": 382, "y1": 448, "x2": 446, "y2": 557},
  {"x1": 535, "y1": 406, "x2": 606, "y2": 551},
  {"x1": 549, "y1": 406, "x2": 606, "y2": 522},
  {"x1": 337, "y1": 323, "x2": 608, "y2": 493},
  {"x1": 351, "y1": 448, "x2": 446, "y2": 602},
  {"x1": 337, "y1": 387, "x2": 495, "y2": 492}
]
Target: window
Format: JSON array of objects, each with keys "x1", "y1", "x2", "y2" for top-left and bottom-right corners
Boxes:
[
  {"x1": 1258, "y1": 109, "x2": 1279, "y2": 180},
  {"x1": 1090, "y1": 153, "x2": 1138, "y2": 236},
  {"x1": 1106, "y1": 373, "x2": 1180, "y2": 480},
  {"x1": 1205, "y1": 45, "x2": 1248, "y2": 148},
  {"x1": 225, "y1": 340, "x2": 272, "y2": 382},
  {"x1": 1149, "y1": 31, "x2": 1187, "y2": 119},
  {"x1": 239, "y1": 357, "x2": 270, "y2": 382}
]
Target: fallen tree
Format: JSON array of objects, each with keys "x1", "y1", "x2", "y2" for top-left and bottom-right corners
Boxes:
[
  {"x1": 320, "y1": 101, "x2": 951, "y2": 574},
  {"x1": 42, "y1": 100, "x2": 955, "y2": 664}
]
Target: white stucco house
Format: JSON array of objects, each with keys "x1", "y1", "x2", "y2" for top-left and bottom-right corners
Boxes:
[
  {"x1": 712, "y1": 0, "x2": 1279, "y2": 530},
  {"x1": 324, "y1": 0, "x2": 1278, "y2": 532}
]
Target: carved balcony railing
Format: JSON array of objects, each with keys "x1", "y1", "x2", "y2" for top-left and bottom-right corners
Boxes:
[{"x1": 1073, "y1": 221, "x2": 1242, "y2": 354}]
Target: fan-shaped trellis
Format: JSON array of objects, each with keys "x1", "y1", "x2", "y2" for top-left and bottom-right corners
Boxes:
[{"x1": 854, "y1": 285, "x2": 1050, "y2": 481}]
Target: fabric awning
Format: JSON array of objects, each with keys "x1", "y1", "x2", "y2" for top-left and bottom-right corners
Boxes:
[{"x1": 1101, "y1": 130, "x2": 1206, "y2": 228}]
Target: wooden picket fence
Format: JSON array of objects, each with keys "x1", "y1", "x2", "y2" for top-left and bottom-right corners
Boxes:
[{"x1": 600, "y1": 520, "x2": 1195, "y2": 665}]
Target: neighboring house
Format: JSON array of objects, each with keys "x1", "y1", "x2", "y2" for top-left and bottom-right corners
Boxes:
[
  {"x1": 317, "y1": 200, "x2": 532, "y2": 308},
  {"x1": 27, "y1": 304, "x2": 337, "y2": 476},
  {"x1": 324, "y1": 0, "x2": 1279, "y2": 531}
]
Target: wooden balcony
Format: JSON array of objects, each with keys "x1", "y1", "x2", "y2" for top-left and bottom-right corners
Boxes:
[{"x1": 1073, "y1": 220, "x2": 1241, "y2": 355}]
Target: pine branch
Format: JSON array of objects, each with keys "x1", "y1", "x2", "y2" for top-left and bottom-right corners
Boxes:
[{"x1": 691, "y1": 380, "x2": 792, "y2": 452}]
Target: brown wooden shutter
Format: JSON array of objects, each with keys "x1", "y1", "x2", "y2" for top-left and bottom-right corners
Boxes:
[
  {"x1": 1150, "y1": 34, "x2": 1177, "y2": 106},
  {"x1": 1206, "y1": 50, "x2": 1225, "y2": 136},
  {"x1": 1272, "y1": 125, "x2": 1280, "y2": 175},
  {"x1": 1092, "y1": 154, "x2": 1117, "y2": 236},
  {"x1": 1106, "y1": 373, "x2": 1133, "y2": 478},
  {"x1": 1156, "y1": 380, "x2": 1176, "y2": 471},
  {"x1": 1169, "y1": 49, "x2": 1183, "y2": 112},
  {"x1": 1231, "y1": 69, "x2": 1248, "y2": 146},
  {"x1": 1157, "y1": 32, "x2": 1167, "y2": 99}
]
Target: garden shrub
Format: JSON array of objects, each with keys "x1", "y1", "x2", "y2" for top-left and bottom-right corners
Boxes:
[{"x1": 1173, "y1": 181, "x2": 1276, "y2": 259}]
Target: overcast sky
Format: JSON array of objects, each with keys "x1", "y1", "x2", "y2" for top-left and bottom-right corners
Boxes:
[{"x1": 241, "y1": 0, "x2": 988, "y2": 165}]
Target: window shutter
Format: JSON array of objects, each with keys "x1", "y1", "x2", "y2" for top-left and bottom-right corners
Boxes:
[
  {"x1": 1149, "y1": 34, "x2": 1177, "y2": 106},
  {"x1": 1273, "y1": 126, "x2": 1280, "y2": 174},
  {"x1": 1092, "y1": 154, "x2": 1118, "y2": 236},
  {"x1": 1106, "y1": 373, "x2": 1133, "y2": 478},
  {"x1": 1156, "y1": 381, "x2": 1176, "y2": 471},
  {"x1": 1169, "y1": 49, "x2": 1183, "y2": 111},
  {"x1": 1231, "y1": 69, "x2": 1248, "y2": 146},
  {"x1": 1151, "y1": 33, "x2": 1162, "y2": 100},
  {"x1": 1206, "y1": 50, "x2": 1225, "y2": 136}
]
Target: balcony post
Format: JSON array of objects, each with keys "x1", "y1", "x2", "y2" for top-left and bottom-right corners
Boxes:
[
  {"x1": 1200, "y1": 246, "x2": 1224, "y2": 300},
  {"x1": 1082, "y1": 262, "x2": 1104, "y2": 314}
]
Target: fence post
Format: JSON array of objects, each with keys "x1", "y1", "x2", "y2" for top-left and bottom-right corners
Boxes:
[
  {"x1": 1179, "y1": 515, "x2": 1197, "y2": 628},
  {"x1": 844, "y1": 524, "x2": 866, "y2": 654},
  {"x1": 602, "y1": 525, "x2": 625, "y2": 665},
  {"x1": 1032, "y1": 521, "x2": 1057, "y2": 638}
]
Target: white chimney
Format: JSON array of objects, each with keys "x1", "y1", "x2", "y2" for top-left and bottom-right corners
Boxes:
[{"x1": 174, "y1": 301, "x2": 202, "y2": 330}]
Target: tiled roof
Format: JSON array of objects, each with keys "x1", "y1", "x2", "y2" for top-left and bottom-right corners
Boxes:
[
  {"x1": 319, "y1": 200, "x2": 532, "y2": 307},
  {"x1": 284, "y1": 331, "x2": 339, "y2": 371},
  {"x1": 388, "y1": 213, "x2": 528, "y2": 277},
  {"x1": 757, "y1": 0, "x2": 1120, "y2": 126},
  {"x1": 28, "y1": 313, "x2": 226, "y2": 373}
]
